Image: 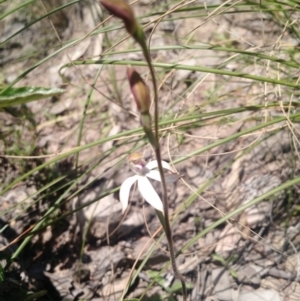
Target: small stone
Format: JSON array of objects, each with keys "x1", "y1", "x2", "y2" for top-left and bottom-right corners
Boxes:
[
  {"x1": 159, "y1": 20, "x2": 175, "y2": 32},
  {"x1": 49, "y1": 98, "x2": 72, "y2": 115},
  {"x1": 187, "y1": 165, "x2": 201, "y2": 178},
  {"x1": 284, "y1": 253, "x2": 300, "y2": 274},
  {"x1": 237, "y1": 264, "x2": 261, "y2": 286},
  {"x1": 173, "y1": 59, "x2": 196, "y2": 84},
  {"x1": 101, "y1": 276, "x2": 128, "y2": 297},
  {"x1": 238, "y1": 288, "x2": 282, "y2": 301},
  {"x1": 215, "y1": 224, "x2": 241, "y2": 255}
]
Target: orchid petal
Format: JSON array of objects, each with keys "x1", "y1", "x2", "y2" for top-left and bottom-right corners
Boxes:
[
  {"x1": 146, "y1": 170, "x2": 181, "y2": 183},
  {"x1": 119, "y1": 175, "x2": 138, "y2": 213},
  {"x1": 146, "y1": 170, "x2": 162, "y2": 181},
  {"x1": 138, "y1": 176, "x2": 163, "y2": 212},
  {"x1": 165, "y1": 173, "x2": 182, "y2": 182},
  {"x1": 145, "y1": 160, "x2": 175, "y2": 172}
]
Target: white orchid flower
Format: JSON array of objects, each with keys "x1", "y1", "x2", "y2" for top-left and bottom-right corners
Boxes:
[{"x1": 119, "y1": 153, "x2": 180, "y2": 214}]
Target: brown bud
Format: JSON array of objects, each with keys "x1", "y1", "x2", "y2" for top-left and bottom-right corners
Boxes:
[
  {"x1": 100, "y1": 0, "x2": 138, "y2": 35},
  {"x1": 127, "y1": 67, "x2": 151, "y2": 114}
]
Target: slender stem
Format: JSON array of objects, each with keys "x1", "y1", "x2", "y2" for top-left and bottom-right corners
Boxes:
[{"x1": 140, "y1": 41, "x2": 187, "y2": 300}]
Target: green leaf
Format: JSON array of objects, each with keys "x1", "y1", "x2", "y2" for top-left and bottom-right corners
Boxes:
[
  {"x1": 212, "y1": 253, "x2": 226, "y2": 265},
  {"x1": 170, "y1": 280, "x2": 193, "y2": 293},
  {"x1": 0, "y1": 87, "x2": 65, "y2": 108},
  {"x1": 230, "y1": 269, "x2": 238, "y2": 279},
  {"x1": 147, "y1": 270, "x2": 163, "y2": 280}
]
